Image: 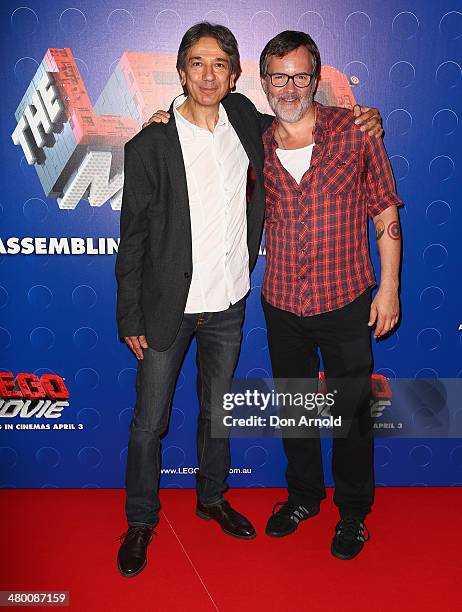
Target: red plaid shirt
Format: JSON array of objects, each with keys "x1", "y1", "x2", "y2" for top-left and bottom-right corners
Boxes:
[{"x1": 262, "y1": 102, "x2": 403, "y2": 317}]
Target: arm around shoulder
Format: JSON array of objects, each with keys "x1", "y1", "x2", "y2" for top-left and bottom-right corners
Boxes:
[{"x1": 230, "y1": 91, "x2": 274, "y2": 134}]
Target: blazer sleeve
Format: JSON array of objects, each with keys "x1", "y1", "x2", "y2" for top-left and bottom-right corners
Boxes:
[
  {"x1": 115, "y1": 140, "x2": 153, "y2": 338},
  {"x1": 231, "y1": 92, "x2": 273, "y2": 134},
  {"x1": 257, "y1": 111, "x2": 274, "y2": 134}
]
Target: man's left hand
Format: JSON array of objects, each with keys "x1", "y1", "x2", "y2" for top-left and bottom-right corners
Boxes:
[
  {"x1": 142, "y1": 110, "x2": 170, "y2": 129},
  {"x1": 368, "y1": 284, "x2": 399, "y2": 338},
  {"x1": 353, "y1": 105, "x2": 384, "y2": 138}
]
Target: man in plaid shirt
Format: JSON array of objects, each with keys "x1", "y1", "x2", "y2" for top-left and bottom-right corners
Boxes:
[{"x1": 260, "y1": 31, "x2": 403, "y2": 559}]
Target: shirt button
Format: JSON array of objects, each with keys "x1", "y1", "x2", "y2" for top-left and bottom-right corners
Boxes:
[
  {"x1": 300, "y1": 275, "x2": 306, "y2": 281},
  {"x1": 184, "y1": 272, "x2": 190, "y2": 279},
  {"x1": 300, "y1": 220, "x2": 305, "y2": 225},
  {"x1": 300, "y1": 249, "x2": 305, "y2": 254}
]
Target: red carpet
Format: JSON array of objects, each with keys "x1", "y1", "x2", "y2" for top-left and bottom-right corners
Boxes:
[{"x1": 1, "y1": 488, "x2": 460, "y2": 611}]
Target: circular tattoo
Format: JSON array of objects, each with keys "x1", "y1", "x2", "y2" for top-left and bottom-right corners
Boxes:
[{"x1": 387, "y1": 221, "x2": 401, "y2": 240}]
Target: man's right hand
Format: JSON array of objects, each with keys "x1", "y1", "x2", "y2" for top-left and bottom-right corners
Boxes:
[
  {"x1": 142, "y1": 110, "x2": 171, "y2": 128},
  {"x1": 124, "y1": 335, "x2": 148, "y2": 360}
]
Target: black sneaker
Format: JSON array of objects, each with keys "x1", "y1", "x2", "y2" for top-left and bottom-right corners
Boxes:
[
  {"x1": 331, "y1": 517, "x2": 370, "y2": 560},
  {"x1": 265, "y1": 501, "x2": 320, "y2": 537}
]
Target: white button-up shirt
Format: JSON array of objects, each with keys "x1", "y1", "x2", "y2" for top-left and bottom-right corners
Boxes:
[{"x1": 173, "y1": 95, "x2": 250, "y2": 313}]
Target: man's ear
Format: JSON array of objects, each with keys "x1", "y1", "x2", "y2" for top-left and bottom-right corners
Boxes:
[
  {"x1": 260, "y1": 76, "x2": 268, "y2": 93},
  {"x1": 229, "y1": 73, "x2": 236, "y2": 91},
  {"x1": 178, "y1": 68, "x2": 186, "y2": 88},
  {"x1": 312, "y1": 75, "x2": 320, "y2": 96}
]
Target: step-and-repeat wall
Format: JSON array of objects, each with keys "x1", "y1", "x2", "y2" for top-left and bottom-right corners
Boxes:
[{"x1": 1, "y1": 0, "x2": 461, "y2": 488}]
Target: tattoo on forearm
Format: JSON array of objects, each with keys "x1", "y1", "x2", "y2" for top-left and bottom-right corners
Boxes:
[
  {"x1": 375, "y1": 219, "x2": 385, "y2": 241},
  {"x1": 387, "y1": 220, "x2": 401, "y2": 240}
]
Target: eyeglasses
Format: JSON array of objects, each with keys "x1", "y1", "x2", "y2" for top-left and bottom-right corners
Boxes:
[{"x1": 267, "y1": 73, "x2": 314, "y2": 88}]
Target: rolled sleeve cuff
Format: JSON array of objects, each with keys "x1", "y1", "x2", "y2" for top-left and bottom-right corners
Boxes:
[{"x1": 368, "y1": 193, "x2": 404, "y2": 218}]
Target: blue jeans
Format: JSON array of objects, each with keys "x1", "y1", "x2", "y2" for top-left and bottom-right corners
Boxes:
[{"x1": 125, "y1": 299, "x2": 245, "y2": 528}]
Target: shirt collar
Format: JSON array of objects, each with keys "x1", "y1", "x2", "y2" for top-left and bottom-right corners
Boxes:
[
  {"x1": 173, "y1": 94, "x2": 228, "y2": 136},
  {"x1": 312, "y1": 101, "x2": 328, "y2": 142}
]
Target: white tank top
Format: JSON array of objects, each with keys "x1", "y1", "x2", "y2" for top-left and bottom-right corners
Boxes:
[{"x1": 276, "y1": 143, "x2": 315, "y2": 185}]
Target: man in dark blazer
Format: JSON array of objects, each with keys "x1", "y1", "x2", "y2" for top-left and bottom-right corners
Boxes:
[
  {"x1": 116, "y1": 21, "x2": 382, "y2": 578},
  {"x1": 115, "y1": 22, "x2": 267, "y2": 577}
]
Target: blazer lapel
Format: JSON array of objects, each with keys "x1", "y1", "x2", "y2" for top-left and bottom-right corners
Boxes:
[
  {"x1": 225, "y1": 102, "x2": 261, "y2": 171},
  {"x1": 163, "y1": 103, "x2": 190, "y2": 232}
]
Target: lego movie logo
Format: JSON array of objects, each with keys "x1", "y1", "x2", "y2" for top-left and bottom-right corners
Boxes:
[
  {"x1": 0, "y1": 372, "x2": 70, "y2": 419},
  {"x1": 11, "y1": 48, "x2": 356, "y2": 211},
  {"x1": 317, "y1": 372, "x2": 392, "y2": 419}
]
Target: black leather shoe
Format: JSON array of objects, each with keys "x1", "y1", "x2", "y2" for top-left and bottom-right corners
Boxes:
[
  {"x1": 196, "y1": 500, "x2": 256, "y2": 539},
  {"x1": 265, "y1": 501, "x2": 320, "y2": 537},
  {"x1": 117, "y1": 526, "x2": 154, "y2": 577},
  {"x1": 331, "y1": 517, "x2": 370, "y2": 560}
]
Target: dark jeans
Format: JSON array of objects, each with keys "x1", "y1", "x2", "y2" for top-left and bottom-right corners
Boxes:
[
  {"x1": 262, "y1": 289, "x2": 374, "y2": 519},
  {"x1": 125, "y1": 299, "x2": 245, "y2": 528}
]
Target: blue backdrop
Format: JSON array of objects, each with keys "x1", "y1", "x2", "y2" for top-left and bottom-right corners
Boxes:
[{"x1": 1, "y1": 0, "x2": 461, "y2": 489}]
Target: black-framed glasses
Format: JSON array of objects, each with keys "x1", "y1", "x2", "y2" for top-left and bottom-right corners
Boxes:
[{"x1": 267, "y1": 72, "x2": 314, "y2": 88}]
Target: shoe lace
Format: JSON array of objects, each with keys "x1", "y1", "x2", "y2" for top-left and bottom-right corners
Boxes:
[
  {"x1": 115, "y1": 526, "x2": 155, "y2": 543},
  {"x1": 272, "y1": 501, "x2": 309, "y2": 520},
  {"x1": 337, "y1": 518, "x2": 370, "y2": 542},
  {"x1": 272, "y1": 501, "x2": 292, "y2": 516}
]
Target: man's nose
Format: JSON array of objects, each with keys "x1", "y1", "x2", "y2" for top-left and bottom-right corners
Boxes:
[
  {"x1": 284, "y1": 76, "x2": 296, "y2": 92},
  {"x1": 202, "y1": 64, "x2": 215, "y2": 80}
]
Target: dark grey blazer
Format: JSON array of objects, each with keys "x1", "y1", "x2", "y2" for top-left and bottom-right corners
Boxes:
[{"x1": 116, "y1": 93, "x2": 267, "y2": 351}]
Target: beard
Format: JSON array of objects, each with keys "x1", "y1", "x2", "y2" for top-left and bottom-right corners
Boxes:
[{"x1": 266, "y1": 87, "x2": 315, "y2": 123}]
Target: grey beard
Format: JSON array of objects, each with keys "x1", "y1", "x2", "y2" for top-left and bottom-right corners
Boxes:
[{"x1": 267, "y1": 90, "x2": 314, "y2": 123}]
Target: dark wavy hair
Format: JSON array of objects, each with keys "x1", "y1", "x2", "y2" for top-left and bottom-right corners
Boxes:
[
  {"x1": 176, "y1": 22, "x2": 242, "y2": 93},
  {"x1": 259, "y1": 30, "x2": 321, "y2": 80}
]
